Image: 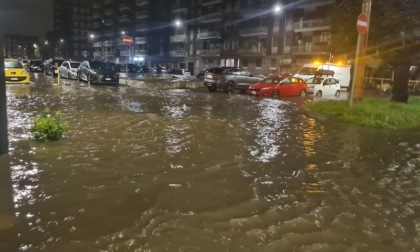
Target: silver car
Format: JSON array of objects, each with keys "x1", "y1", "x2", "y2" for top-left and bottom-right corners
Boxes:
[
  {"x1": 59, "y1": 61, "x2": 80, "y2": 80},
  {"x1": 204, "y1": 67, "x2": 264, "y2": 93}
]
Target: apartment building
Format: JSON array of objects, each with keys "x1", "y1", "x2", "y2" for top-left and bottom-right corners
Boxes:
[
  {"x1": 84, "y1": 0, "x2": 335, "y2": 74},
  {"x1": 53, "y1": 0, "x2": 91, "y2": 59},
  {"x1": 3, "y1": 34, "x2": 39, "y2": 59}
]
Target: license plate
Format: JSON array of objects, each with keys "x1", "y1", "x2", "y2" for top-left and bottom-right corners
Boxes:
[
  {"x1": 105, "y1": 78, "x2": 111, "y2": 81},
  {"x1": 206, "y1": 74, "x2": 212, "y2": 79},
  {"x1": 11, "y1": 78, "x2": 18, "y2": 80},
  {"x1": 251, "y1": 91, "x2": 256, "y2": 95}
]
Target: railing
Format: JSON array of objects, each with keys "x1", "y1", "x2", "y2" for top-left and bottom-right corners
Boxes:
[
  {"x1": 92, "y1": 13, "x2": 101, "y2": 19},
  {"x1": 119, "y1": 4, "x2": 130, "y2": 11},
  {"x1": 293, "y1": 19, "x2": 330, "y2": 30},
  {"x1": 104, "y1": 9, "x2": 113, "y2": 15},
  {"x1": 290, "y1": 45, "x2": 329, "y2": 53},
  {"x1": 119, "y1": 16, "x2": 130, "y2": 23},
  {"x1": 93, "y1": 52, "x2": 102, "y2": 57},
  {"x1": 120, "y1": 50, "x2": 130, "y2": 56},
  {"x1": 93, "y1": 3, "x2": 101, "y2": 9},
  {"x1": 199, "y1": 12, "x2": 222, "y2": 23},
  {"x1": 93, "y1": 42, "x2": 102, "y2": 47},
  {"x1": 134, "y1": 49, "x2": 147, "y2": 55},
  {"x1": 170, "y1": 34, "x2": 187, "y2": 42},
  {"x1": 201, "y1": 0, "x2": 222, "y2": 5},
  {"x1": 197, "y1": 31, "x2": 221, "y2": 40},
  {"x1": 104, "y1": 20, "x2": 114, "y2": 26},
  {"x1": 238, "y1": 47, "x2": 266, "y2": 55},
  {"x1": 135, "y1": 37, "x2": 147, "y2": 44},
  {"x1": 197, "y1": 49, "x2": 221, "y2": 56},
  {"x1": 169, "y1": 50, "x2": 186, "y2": 57},
  {"x1": 365, "y1": 78, "x2": 420, "y2": 91},
  {"x1": 105, "y1": 51, "x2": 114, "y2": 56},
  {"x1": 135, "y1": 25, "x2": 148, "y2": 32},
  {"x1": 104, "y1": 41, "x2": 114, "y2": 47},
  {"x1": 239, "y1": 26, "x2": 268, "y2": 36},
  {"x1": 136, "y1": 11, "x2": 148, "y2": 19},
  {"x1": 104, "y1": 0, "x2": 114, "y2": 4},
  {"x1": 136, "y1": 0, "x2": 148, "y2": 6}
]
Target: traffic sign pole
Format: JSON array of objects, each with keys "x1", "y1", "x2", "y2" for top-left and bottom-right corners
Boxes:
[
  {"x1": 122, "y1": 35, "x2": 133, "y2": 85},
  {"x1": 351, "y1": 0, "x2": 371, "y2": 106}
]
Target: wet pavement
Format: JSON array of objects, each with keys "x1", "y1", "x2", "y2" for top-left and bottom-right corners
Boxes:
[{"x1": 1, "y1": 73, "x2": 419, "y2": 251}]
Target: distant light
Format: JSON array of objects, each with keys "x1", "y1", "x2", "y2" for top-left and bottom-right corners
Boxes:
[
  {"x1": 134, "y1": 57, "x2": 145, "y2": 62},
  {"x1": 44, "y1": 41, "x2": 48, "y2": 45},
  {"x1": 33, "y1": 43, "x2": 38, "y2": 48},
  {"x1": 121, "y1": 31, "x2": 125, "y2": 35},
  {"x1": 60, "y1": 39, "x2": 64, "y2": 42},
  {"x1": 139, "y1": 57, "x2": 144, "y2": 62},
  {"x1": 175, "y1": 20, "x2": 182, "y2": 27},
  {"x1": 273, "y1": 4, "x2": 282, "y2": 13},
  {"x1": 18, "y1": 45, "x2": 21, "y2": 48},
  {"x1": 90, "y1": 34, "x2": 95, "y2": 38},
  {"x1": 312, "y1": 61, "x2": 321, "y2": 65}
]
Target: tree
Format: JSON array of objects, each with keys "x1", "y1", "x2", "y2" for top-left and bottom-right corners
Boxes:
[{"x1": 329, "y1": 0, "x2": 420, "y2": 103}]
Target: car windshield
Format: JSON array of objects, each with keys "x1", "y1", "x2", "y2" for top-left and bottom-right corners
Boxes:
[
  {"x1": 70, "y1": 62, "x2": 80, "y2": 68},
  {"x1": 306, "y1": 77, "x2": 324, "y2": 84},
  {"x1": 5, "y1": 61, "x2": 23, "y2": 68},
  {"x1": 208, "y1": 68, "x2": 224, "y2": 74},
  {"x1": 261, "y1": 76, "x2": 282, "y2": 84},
  {"x1": 298, "y1": 67, "x2": 318, "y2": 75},
  {"x1": 31, "y1": 61, "x2": 43, "y2": 66},
  {"x1": 89, "y1": 61, "x2": 108, "y2": 70}
]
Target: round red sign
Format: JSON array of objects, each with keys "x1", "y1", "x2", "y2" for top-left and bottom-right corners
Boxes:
[
  {"x1": 123, "y1": 35, "x2": 133, "y2": 45},
  {"x1": 357, "y1": 13, "x2": 369, "y2": 34}
]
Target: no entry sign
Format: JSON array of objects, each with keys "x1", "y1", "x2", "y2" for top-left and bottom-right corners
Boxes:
[
  {"x1": 123, "y1": 35, "x2": 133, "y2": 45},
  {"x1": 357, "y1": 13, "x2": 369, "y2": 34}
]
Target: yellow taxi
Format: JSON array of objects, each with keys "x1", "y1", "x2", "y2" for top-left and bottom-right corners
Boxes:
[{"x1": 4, "y1": 58, "x2": 30, "y2": 84}]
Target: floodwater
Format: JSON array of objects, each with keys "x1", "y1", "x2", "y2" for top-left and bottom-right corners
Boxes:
[{"x1": 0, "y1": 74, "x2": 419, "y2": 251}]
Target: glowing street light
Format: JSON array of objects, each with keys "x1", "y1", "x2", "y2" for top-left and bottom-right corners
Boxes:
[
  {"x1": 60, "y1": 39, "x2": 64, "y2": 43},
  {"x1": 44, "y1": 41, "x2": 48, "y2": 45},
  {"x1": 174, "y1": 19, "x2": 182, "y2": 27},
  {"x1": 273, "y1": 4, "x2": 282, "y2": 13},
  {"x1": 90, "y1": 34, "x2": 95, "y2": 39},
  {"x1": 121, "y1": 31, "x2": 125, "y2": 35}
]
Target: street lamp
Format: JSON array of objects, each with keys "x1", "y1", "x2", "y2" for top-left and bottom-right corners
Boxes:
[
  {"x1": 273, "y1": 4, "x2": 282, "y2": 13},
  {"x1": 175, "y1": 19, "x2": 182, "y2": 27},
  {"x1": 44, "y1": 40, "x2": 48, "y2": 45},
  {"x1": 90, "y1": 34, "x2": 95, "y2": 39}
]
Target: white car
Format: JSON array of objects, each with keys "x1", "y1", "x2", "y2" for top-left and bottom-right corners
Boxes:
[
  {"x1": 59, "y1": 61, "x2": 80, "y2": 80},
  {"x1": 306, "y1": 76, "x2": 341, "y2": 97}
]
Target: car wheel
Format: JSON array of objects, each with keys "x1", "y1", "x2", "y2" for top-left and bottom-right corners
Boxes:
[
  {"x1": 77, "y1": 72, "x2": 81, "y2": 82},
  {"x1": 300, "y1": 90, "x2": 307, "y2": 97},
  {"x1": 335, "y1": 90, "x2": 341, "y2": 97},
  {"x1": 272, "y1": 90, "x2": 280, "y2": 98},
  {"x1": 207, "y1": 86, "x2": 216, "y2": 92},
  {"x1": 87, "y1": 74, "x2": 91, "y2": 85},
  {"x1": 316, "y1": 91, "x2": 322, "y2": 97},
  {"x1": 224, "y1": 82, "x2": 235, "y2": 94},
  {"x1": 68, "y1": 73, "x2": 71, "y2": 80}
]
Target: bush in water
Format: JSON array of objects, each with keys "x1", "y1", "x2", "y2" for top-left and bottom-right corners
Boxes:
[{"x1": 32, "y1": 108, "x2": 69, "y2": 141}]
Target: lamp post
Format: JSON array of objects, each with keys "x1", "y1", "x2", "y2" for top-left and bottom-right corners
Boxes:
[
  {"x1": 273, "y1": 4, "x2": 286, "y2": 74},
  {"x1": 174, "y1": 19, "x2": 186, "y2": 70}
]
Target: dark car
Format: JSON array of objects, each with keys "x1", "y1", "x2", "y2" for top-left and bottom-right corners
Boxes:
[
  {"x1": 44, "y1": 58, "x2": 65, "y2": 77},
  {"x1": 120, "y1": 63, "x2": 141, "y2": 73},
  {"x1": 29, "y1": 60, "x2": 45, "y2": 72},
  {"x1": 77, "y1": 60, "x2": 119, "y2": 85},
  {"x1": 196, "y1": 69, "x2": 207, "y2": 80},
  {"x1": 203, "y1": 67, "x2": 264, "y2": 93}
]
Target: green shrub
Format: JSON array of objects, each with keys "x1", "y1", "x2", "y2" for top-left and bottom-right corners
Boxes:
[{"x1": 32, "y1": 108, "x2": 69, "y2": 141}]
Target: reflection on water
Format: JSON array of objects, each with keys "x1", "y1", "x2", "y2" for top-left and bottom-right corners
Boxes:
[{"x1": 1, "y1": 81, "x2": 420, "y2": 251}]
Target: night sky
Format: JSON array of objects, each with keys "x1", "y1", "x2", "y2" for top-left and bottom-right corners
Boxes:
[{"x1": 0, "y1": 0, "x2": 53, "y2": 38}]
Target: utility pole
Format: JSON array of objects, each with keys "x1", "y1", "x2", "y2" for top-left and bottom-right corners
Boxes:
[
  {"x1": 351, "y1": 0, "x2": 372, "y2": 105},
  {"x1": 0, "y1": 38, "x2": 8, "y2": 155}
]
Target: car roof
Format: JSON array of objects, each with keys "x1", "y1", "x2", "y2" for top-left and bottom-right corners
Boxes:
[{"x1": 5, "y1": 58, "x2": 19, "y2": 62}]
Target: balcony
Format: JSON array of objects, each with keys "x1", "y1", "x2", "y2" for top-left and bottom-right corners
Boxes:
[
  {"x1": 290, "y1": 44, "x2": 329, "y2": 54},
  {"x1": 134, "y1": 37, "x2": 147, "y2": 44},
  {"x1": 104, "y1": 31, "x2": 114, "y2": 37},
  {"x1": 93, "y1": 42, "x2": 102, "y2": 47},
  {"x1": 135, "y1": 25, "x2": 148, "y2": 32},
  {"x1": 293, "y1": 19, "x2": 330, "y2": 32},
  {"x1": 104, "y1": 20, "x2": 114, "y2": 26},
  {"x1": 93, "y1": 52, "x2": 102, "y2": 57},
  {"x1": 119, "y1": 4, "x2": 130, "y2": 12},
  {"x1": 201, "y1": 0, "x2": 222, "y2": 6},
  {"x1": 134, "y1": 49, "x2": 147, "y2": 55},
  {"x1": 93, "y1": 3, "x2": 101, "y2": 9},
  {"x1": 169, "y1": 50, "x2": 186, "y2": 57},
  {"x1": 197, "y1": 31, "x2": 221, "y2": 40},
  {"x1": 104, "y1": 0, "x2": 114, "y2": 4},
  {"x1": 239, "y1": 26, "x2": 268, "y2": 37},
  {"x1": 120, "y1": 50, "x2": 130, "y2": 56},
  {"x1": 104, "y1": 9, "x2": 113, "y2": 16},
  {"x1": 136, "y1": 0, "x2": 148, "y2": 7},
  {"x1": 170, "y1": 34, "x2": 187, "y2": 42},
  {"x1": 92, "y1": 22, "x2": 101, "y2": 29},
  {"x1": 136, "y1": 10, "x2": 148, "y2": 19},
  {"x1": 119, "y1": 15, "x2": 130, "y2": 23},
  {"x1": 105, "y1": 51, "x2": 114, "y2": 57},
  {"x1": 238, "y1": 47, "x2": 267, "y2": 56},
  {"x1": 172, "y1": 4, "x2": 188, "y2": 13},
  {"x1": 199, "y1": 12, "x2": 222, "y2": 23},
  {"x1": 92, "y1": 12, "x2": 101, "y2": 19},
  {"x1": 196, "y1": 49, "x2": 221, "y2": 57},
  {"x1": 104, "y1": 41, "x2": 114, "y2": 47}
]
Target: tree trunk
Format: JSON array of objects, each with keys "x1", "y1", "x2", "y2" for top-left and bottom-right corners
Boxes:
[{"x1": 391, "y1": 54, "x2": 410, "y2": 103}]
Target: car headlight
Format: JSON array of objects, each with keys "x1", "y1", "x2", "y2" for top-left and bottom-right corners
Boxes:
[
  {"x1": 21, "y1": 69, "x2": 29, "y2": 75},
  {"x1": 261, "y1": 87, "x2": 271, "y2": 91}
]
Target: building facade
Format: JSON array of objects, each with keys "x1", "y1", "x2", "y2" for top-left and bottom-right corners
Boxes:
[
  {"x1": 3, "y1": 34, "x2": 39, "y2": 59},
  {"x1": 55, "y1": 0, "x2": 336, "y2": 74},
  {"x1": 52, "y1": 0, "x2": 92, "y2": 60}
]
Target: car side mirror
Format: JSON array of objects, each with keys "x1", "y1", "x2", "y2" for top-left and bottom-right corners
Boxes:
[{"x1": 67, "y1": 66, "x2": 70, "y2": 69}]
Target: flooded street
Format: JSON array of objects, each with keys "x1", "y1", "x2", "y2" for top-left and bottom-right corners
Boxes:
[{"x1": 1, "y1": 74, "x2": 420, "y2": 251}]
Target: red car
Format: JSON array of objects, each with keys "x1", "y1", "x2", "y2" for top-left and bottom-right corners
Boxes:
[{"x1": 247, "y1": 75, "x2": 308, "y2": 98}]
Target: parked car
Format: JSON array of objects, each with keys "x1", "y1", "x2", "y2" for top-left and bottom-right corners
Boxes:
[
  {"x1": 44, "y1": 58, "x2": 65, "y2": 77},
  {"x1": 306, "y1": 76, "x2": 341, "y2": 97},
  {"x1": 119, "y1": 63, "x2": 141, "y2": 73},
  {"x1": 59, "y1": 61, "x2": 80, "y2": 80},
  {"x1": 248, "y1": 76, "x2": 308, "y2": 98},
  {"x1": 203, "y1": 67, "x2": 264, "y2": 93},
  {"x1": 4, "y1": 58, "x2": 30, "y2": 84},
  {"x1": 28, "y1": 60, "x2": 45, "y2": 72},
  {"x1": 77, "y1": 60, "x2": 119, "y2": 85},
  {"x1": 21, "y1": 59, "x2": 30, "y2": 69},
  {"x1": 172, "y1": 69, "x2": 194, "y2": 80}
]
